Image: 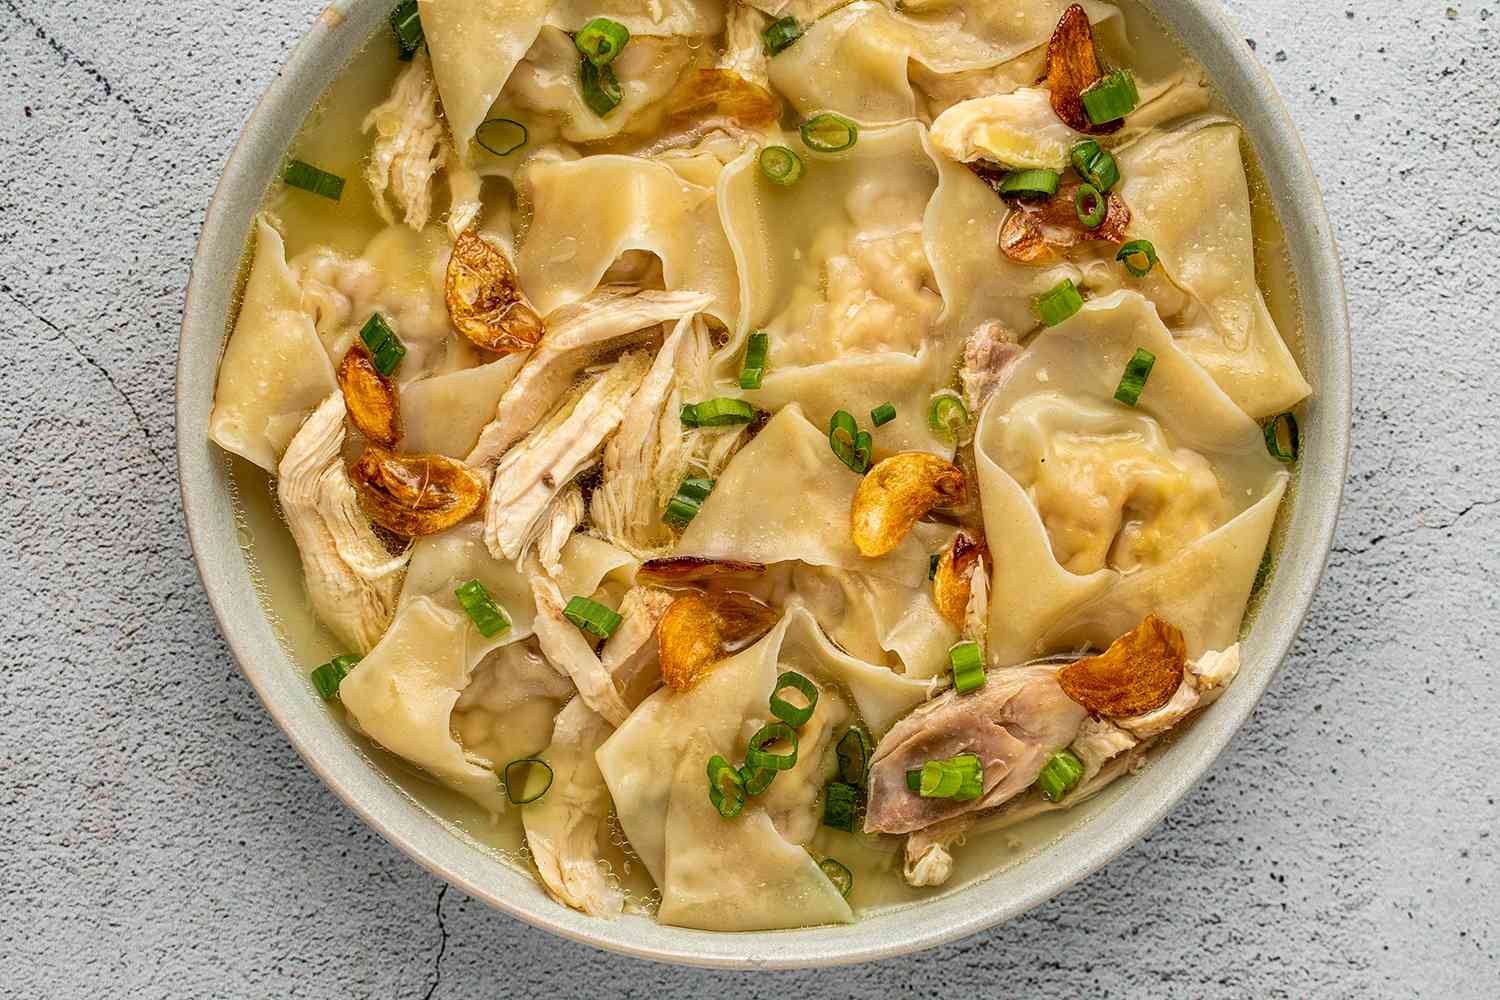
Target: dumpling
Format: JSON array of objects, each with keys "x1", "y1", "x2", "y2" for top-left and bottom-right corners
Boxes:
[
  {"x1": 976, "y1": 290, "x2": 1288, "y2": 663},
  {"x1": 208, "y1": 216, "x2": 337, "y2": 472},
  {"x1": 787, "y1": 565, "x2": 958, "y2": 679},
  {"x1": 596, "y1": 606, "x2": 935, "y2": 930},
  {"x1": 400, "y1": 354, "x2": 528, "y2": 458}
]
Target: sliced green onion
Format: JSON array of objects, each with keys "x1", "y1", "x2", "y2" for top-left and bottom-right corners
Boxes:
[
  {"x1": 707, "y1": 754, "x2": 746, "y2": 819},
  {"x1": 390, "y1": 0, "x2": 424, "y2": 60},
  {"x1": 910, "y1": 754, "x2": 984, "y2": 801},
  {"x1": 1116, "y1": 239, "x2": 1158, "y2": 277},
  {"x1": 739, "y1": 331, "x2": 770, "y2": 389},
  {"x1": 682, "y1": 397, "x2": 757, "y2": 427},
  {"x1": 819, "y1": 857, "x2": 854, "y2": 897},
  {"x1": 563, "y1": 596, "x2": 622, "y2": 640},
  {"x1": 284, "y1": 159, "x2": 345, "y2": 201},
  {"x1": 770, "y1": 670, "x2": 819, "y2": 728},
  {"x1": 1081, "y1": 70, "x2": 1140, "y2": 125},
  {"x1": 870, "y1": 402, "x2": 897, "y2": 428},
  {"x1": 822, "y1": 781, "x2": 861, "y2": 832},
  {"x1": 455, "y1": 579, "x2": 512, "y2": 638},
  {"x1": 928, "y1": 553, "x2": 940, "y2": 580},
  {"x1": 575, "y1": 17, "x2": 630, "y2": 67},
  {"x1": 1070, "y1": 140, "x2": 1120, "y2": 192},
  {"x1": 579, "y1": 59, "x2": 622, "y2": 118},
  {"x1": 663, "y1": 476, "x2": 716, "y2": 527},
  {"x1": 740, "y1": 764, "x2": 776, "y2": 796},
  {"x1": 1263, "y1": 412, "x2": 1299, "y2": 462},
  {"x1": 800, "y1": 112, "x2": 859, "y2": 153},
  {"x1": 745, "y1": 722, "x2": 799, "y2": 772},
  {"x1": 359, "y1": 313, "x2": 406, "y2": 376},
  {"x1": 680, "y1": 402, "x2": 702, "y2": 428},
  {"x1": 927, "y1": 392, "x2": 969, "y2": 443},
  {"x1": 1113, "y1": 347, "x2": 1157, "y2": 407},
  {"x1": 1035, "y1": 748, "x2": 1085, "y2": 802},
  {"x1": 919, "y1": 759, "x2": 962, "y2": 799},
  {"x1": 906, "y1": 768, "x2": 922, "y2": 792},
  {"x1": 1035, "y1": 278, "x2": 1084, "y2": 327},
  {"x1": 758, "y1": 145, "x2": 804, "y2": 187},
  {"x1": 475, "y1": 118, "x2": 528, "y2": 157},
  {"x1": 836, "y1": 728, "x2": 870, "y2": 787},
  {"x1": 996, "y1": 168, "x2": 1061, "y2": 199},
  {"x1": 504, "y1": 758, "x2": 554, "y2": 805},
  {"x1": 763, "y1": 15, "x2": 803, "y2": 56},
  {"x1": 949, "y1": 641, "x2": 986, "y2": 695},
  {"x1": 1074, "y1": 182, "x2": 1107, "y2": 228},
  {"x1": 1252, "y1": 545, "x2": 1274, "y2": 595},
  {"x1": 827, "y1": 410, "x2": 868, "y2": 474},
  {"x1": 311, "y1": 653, "x2": 361, "y2": 701}
]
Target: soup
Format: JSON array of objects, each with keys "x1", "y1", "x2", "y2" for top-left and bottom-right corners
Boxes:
[{"x1": 207, "y1": 0, "x2": 1310, "y2": 931}]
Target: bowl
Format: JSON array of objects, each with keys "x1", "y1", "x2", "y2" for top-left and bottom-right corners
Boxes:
[{"x1": 177, "y1": 0, "x2": 1351, "y2": 969}]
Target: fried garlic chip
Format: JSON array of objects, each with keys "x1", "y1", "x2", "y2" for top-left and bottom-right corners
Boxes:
[
  {"x1": 1057, "y1": 614, "x2": 1187, "y2": 717},
  {"x1": 932, "y1": 531, "x2": 988, "y2": 627},
  {"x1": 997, "y1": 180, "x2": 1131, "y2": 264},
  {"x1": 850, "y1": 452, "x2": 966, "y2": 559},
  {"x1": 658, "y1": 591, "x2": 781, "y2": 691},
  {"x1": 637, "y1": 556, "x2": 767, "y2": 587},
  {"x1": 1043, "y1": 3, "x2": 1121, "y2": 135},
  {"x1": 349, "y1": 446, "x2": 487, "y2": 537},
  {"x1": 445, "y1": 230, "x2": 545, "y2": 355},
  {"x1": 336, "y1": 343, "x2": 400, "y2": 447}
]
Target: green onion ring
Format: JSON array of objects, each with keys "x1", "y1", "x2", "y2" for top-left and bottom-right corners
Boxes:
[
  {"x1": 828, "y1": 409, "x2": 871, "y2": 474},
  {"x1": 821, "y1": 782, "x2": 861, "y2": 833},
  {"x1": 763, "y1": 15, "x2": 803, "y2": 56},
  {"x1": 475, "y1": 118, "x2": 529, "y2": 157},
  {"x1": 1081, "y1": 70, "x2": 1140, "y2": 125},
  {"x1": 1116, "y1": 239, "x2": 1158, "y2": 277},
  {"x1": 359, "y1": 313, "x2": 406, "y2": 376},
  {"x1": 739, "y1": 330, "x2": 770, "y2": 389},
  {"x1": 686, "y1": 397, "x2": 757, "y2": 427},
  {"x1": 770, "y1": 670, "x2": 819, "y2": 728},
  {"x1": 707, "y1": 754, "x2": 746, "y2": 818},
  {"x1": 1263, "y1": 411, "x2": 1299, "y2": 462},
  {"x1": 745, "y1": 722, "x2": 799, "y2": 771},
  {"x1": 504, "y1": 758, "x2": 554, "y2": 805},
  {"x1": 1074, "y1": 182, "x2": 1107, "y2": 228},
  {"x1": 563, "y1": 596, "x2": 623, "y2": 640},
  {"x1": 284, "y1": 159, "x2": 346, "y2": 202},
  {"x1": 1035, "y1": 278, "x2": 1084, "y2": 326},
  {"x1": 579, "y1": 59, "x2": 623, "y2": 118},
  {"x1": 455, "y1": 579, "x2": 512, "y2": 637},
  {"x1": 836, "y1": 728, "x2": 870, "y2": 786},
  {"x1": 758, "y1": 145, "x2": 804, "y2": 186},
  {"x1": 819, "y1": 857, "x2": 854, "y2": 897},
  {"x1": 996, "y1": 168, "x2": 1061, "y2": 199},
  {"x1": 740, "y1": 764, "x2": 776, "y2": 796},
  {"x1": 949, "y1": 641, "x2": 986, "y2": 694},
  {"x1": 927, "y1": 392, "x2": 969, "y2": 443},
  {"x1": 870, "y1": 402, "x2": 896, "y2": 427},
  {"x1": 800, "y1": 112, "x2": 859, "y2": 153},
  {"x1": 1070, "y1": 140, "x2": 1120, "y2": 192},
  {"x1": 1113, "y1": 347, "x2": 1157, "y2": 407},
  {"x1": 1035, "y1": 749, "x2": 1085, "y2": 802},
  {"x1": 575, "y1": 17, "x2": 631, "y2": 67}
]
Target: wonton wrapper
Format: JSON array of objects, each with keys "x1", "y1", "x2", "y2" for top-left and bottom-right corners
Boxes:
[
  {"x1": 678, "y1": 406, "x2": 944, "y2": 586},
  {"x1": 790, "y1": 565, "x2": 958, "y2": 679},
  {"x1": 597, "y1": 606, "x2": 934, "y2": 930},
  {"x1": 209, "y1": 216, "x2": 336, "y2": 472},
  {"x1": 400, "y1": 354, "x2": 527, "y2": 458},
  {"x1": 546, "y1": 0, "x2": 723, "y2": 35},
  {"x1": 1113, "y1": 119, "x2": 1311, "y2": 418},
  {"x1": 517, "y1": 154, "x2": 739, "y2": 328},
  {"x1": 976, "y1": 291, "x2": 1288, "y2": 664}
]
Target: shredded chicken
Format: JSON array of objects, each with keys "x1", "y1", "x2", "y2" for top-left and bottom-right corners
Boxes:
[
  {"x1": 466, "y1": 288, "x2": 712, "y2": 467},
  {"x1": 961, "y1": 321, "x2": 1024, "y2": 416},
  {"x1": 484, "y1": 352, "x2": 651, "y2": 561},
  {"x1": 535, "y1": 484, "x2": 585, "y2": 577},
  {"x1": 677, "y1": 316, "x2": 753, "y2": 476},
  {"x1": 719, "y1": 2, "x2": 772, "y2": 88},
  {"x1": 962, "y1": 557, "x2": 990, "y2": 650},
  {"x1": 277, "y1": 394, "x2": 408, "y2": 652},
  {"x1": 363, "y1": 50, "x2": 449, "y2": 232}
]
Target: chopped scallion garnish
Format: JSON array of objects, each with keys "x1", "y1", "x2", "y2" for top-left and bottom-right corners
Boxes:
[
  {"x1": 758, "y1": 145, "x2": 804, "y2": 187},
  {"x1": 1263, "y1": 411, "x2": 1299, "y2": 462},
  {"x1": 949, "y1": 641, "x2": 986, "y2": 694},
  {"x1": 740, "y1": 763, "x2": 776, "y2": 796},
  {"x1": 1074, "y1": 182, "x2": 1107, "y2": 228},
  {"x1": 579, "y1": 58, "x2": 623, "y2": 118},
  {"x1": 907, "y1": 754, "x2": 984, "y2": 801},
  {"x1": 504, "y1": 758, "x2": 554, "y2": 805},
  {"x1": 284, "y1": 159, "x2": 346, "y2": 201},
  {"x1": 1035, "y1": 749, "x2": 1085, "y2": 802},
  {"x1": 763, "y1": 15, "x2": 803, "y2": 56},
  {"x1": 770, "y1": 670, "x2": 819, "y2": 728},
  {"x1": 800, "y1": 112, "x2": 859, "y2": 153},
  {"x1": 828, "y1": 410, "x2": 873, "y2": 474},
  {"x1": 389, "y1": 0, "x2": 424, "y2": 60},
  {"x1": 1070, "y1": 140, "x2": 1120, "y2": 192},
  {"x1": 836, "y1": 727, "x2": 870, "y2": 787},
  {"x1": 996, "y1": 168, "x2": 1061, "y2": 199},
  {"x1": 1252, "y1": 545, "x2": 1274, "y2": 595},
  {"x1": 455, "y1": 579, "x2": 512, "y2": 637},
  {"x1": 1116, "y1": 239, "x2": 1158, "y2": 277},
  {"x1": 870, "y1": 402, "x2": 897, "y2": 428},
  {"x1": 927, "y1": 392, "x2": 969, "y2": 443},
  {"x1": 1113, "y1": 348, "x2": 1157, "y2": 407},
  {"x1": 707, "y1": 754, "x2": 746, "y2": 819},
  {"x1": 359, "y1": 313, "x2": 406, "y2": 376},
  {"x1": 682, "y1": 397, "x2": 757, "y2": 427},
  {"x1": 1081, "y1": 70, "x2": 1140, "y2": 125},
  {"x1": 663, "y1": 476, "x2": 716, "y2": 527},
  {"x1": 822, "y1": 782, "x2": 861, "y2": 832},
  {"x1": 575, "y1": 17, "x2": 630, "y2": 67},
  {"x1": 739, "y1": 331, "x2": 770, "y2": 389},
  {"x1": 311, "y1": 653, "x2": 361, "y2": 701},
  {"x1": 1035, "y1": 278, "x2": 1084, "y2": 327},
  {"x1": 745, "y1": 722, "x2": 799, "y2": 771},
  {"x1": 819, "y1": 857, "x2": 854, "y2": 897},
  {"x1": 563, "y1": 596, "x2": 622, "y2": 639},
  {"x1": 928, "y1": 553, "x2": 940, "y2": 580},
  {"x1": 475, "y1": 118, "x2": 529, "y2": 157}
]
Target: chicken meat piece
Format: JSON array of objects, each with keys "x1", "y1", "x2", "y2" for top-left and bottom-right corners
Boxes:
[
  {"x1": 677, "y1": 316, "x2": 753, "y2": 477},
  {"x1": 466, "y1": 288, "x2": 712, "y2": 467},
  {"x1": 483, "y1": 351, "x2": 650, "y2": 561},
  {"x1": 599, "y1": 586, "x2": 674, "y2": 706},
  {"x1": 277, "y1": 394, "x2": 409, "y2": 652},
  {"x1": 719, "y1": 2, "x2": 772, "y2": 89},
  {"x1": 529, "y1": 569, "x2": 632, "y2": 726},
  {"x1": 962, "y1": 555, "x2": 990, "y2": 651},
  {"x1": 960, "y1": 321, "x2": 1024, "y2": 416},
  {"x1": 363, "y1": 50, "x2": 449, "y2": 232},
  {"x1": 535, "y1": 484, "x2": 585, "y2": 577}
]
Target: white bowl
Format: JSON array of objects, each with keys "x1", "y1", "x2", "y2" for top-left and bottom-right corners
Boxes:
[{"x1": 177, "y1": 0, "x2": 1351, "y2": 969}]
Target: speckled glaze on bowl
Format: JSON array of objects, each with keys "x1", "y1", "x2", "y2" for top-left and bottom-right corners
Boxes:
[{"x1": 177, "y1": 0, "x2": 1351, "y2": 969}]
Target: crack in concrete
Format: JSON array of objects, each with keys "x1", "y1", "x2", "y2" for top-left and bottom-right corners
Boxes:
[
  {"x1": 2, "y1": 0, "x2": 162, "y2": 133},
  {"x1": 0, "y1": 283, "x2": 169, "y2": 472},
  {"x1": 422, "y1": 884, "x2": 449, "y2": 1000},
  {"x1": 1332, "y1": 497, "x2": 1500, "y2": 557}
]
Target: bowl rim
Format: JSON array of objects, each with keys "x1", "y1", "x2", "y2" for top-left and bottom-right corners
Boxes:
[{"x1": 178, "y1": 0, "x2": 1351, "y2": 969}]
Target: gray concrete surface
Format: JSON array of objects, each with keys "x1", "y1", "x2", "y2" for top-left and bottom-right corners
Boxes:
[{"x1": 1, "y1": 0, "x2": 1495, "y2": 996}]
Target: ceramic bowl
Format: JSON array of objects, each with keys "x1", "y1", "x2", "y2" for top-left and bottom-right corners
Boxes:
[{"x1": 178, "y1": 0, "x2": 1351, "y2": 968}]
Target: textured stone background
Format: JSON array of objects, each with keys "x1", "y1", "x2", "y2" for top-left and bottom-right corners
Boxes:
[{"x1": 2, "y1": 0, "x2": 1496, "y2": 996}]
